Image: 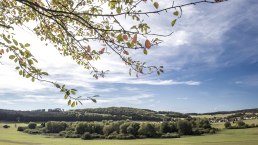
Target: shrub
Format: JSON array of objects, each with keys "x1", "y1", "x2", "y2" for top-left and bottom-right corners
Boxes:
[
  {"x1": 46, "y1": 121, "x2": 68, "y2": 133},
  {"x1": 177, "y1": 120, "x2": 192, "y2": 135},
  {"x1": 200, "y1": 128, "x2": 211, "y2": 134},
  {"x1": 224, "y1": 122, "x2": 231, "y2": 129},
  {"x1": 3, "y1": 125, "x2": 10, "y2": 128},
  {"x1": 60, "y1": 130, "x2": 80, "y2": 138},
  {"x1": 105, "y1": 132, "x2": 118, "y2": 139},
  {"x1": 236, "y1": 120, "x2": 245, "y2": 127},
  {"x1": 161, "y1": 133, "x2": 180, "y2": 138},
  {"x1": 120, "y1": 123, "x2": 130, "y2": 134},
  {"x1": 137, "y1": 135, "x2": 147, "y2": 139},
  {"x1": 160, "y1": 122, "x2": 170, "y2": 134},
  {"x1": 81, "y1": 132, "x2": 92, "y2": 140},
  {"x1": 192, "y1": 128, "x2": 202, "y2": 135},
  {"x1": 106, "y1": 134, "x2": 116, "y2": 139},
  {"x1": 76, "y1": 122, "x2": 104, "y2": 135},
  {"x1": 40, "y1": 123, "x2": 46, "y2": 127},
  {"x1": 115, "y1": 134, "x2": 136, "y2": 140},
  {"x1": 138, "y1": 123, "x2": 158, "y2": 137},
  {"x1": 28, "y1": 122, "x2": 37, "y2": 129},
  {"x1": 38, "y1": 127, "x2": 47, "y2": 133},
  {"x1": 126, "y1": 123, "x2": 140, "y2": 136},
  {"x1": 17, "y1": 126, "x2": 27, "y2": 131},
  {"x1": 59, "y1": 131, "x2": 67, "y2": 137},
  {"x1": 103, "y1": 125, "x2": 116, "y2": 135},
  {"x1": 91, "y1": 133, "x2": 103, "y2": 139},
  {"x1": 209, "y1": 128, "x2": 216, "y2": 134},
  {"x1": 196, "y1": 118, "x2": 211, "y2": 129},
  {"x1": 24, "y1": 129, "x2": 40, "y2": 134}
]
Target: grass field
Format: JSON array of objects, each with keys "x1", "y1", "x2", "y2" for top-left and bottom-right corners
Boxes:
[
  {"x1": 211, "y1": 119, "x2": 258, "y2": 129},
  {"x1": 191, "y1": 114, "x2": 232, "y2": 118},
  {"x1": 1, "y1": 123, "x2": 258, "y2": 145}
]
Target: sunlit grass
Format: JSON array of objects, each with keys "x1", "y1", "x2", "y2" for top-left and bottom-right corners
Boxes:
[{"x1": 1, "y1": 123, "x2": 258, "y2": 145}]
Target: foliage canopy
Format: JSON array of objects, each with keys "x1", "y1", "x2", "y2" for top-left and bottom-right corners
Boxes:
[{"x1": 0, "y1": 0, "x2": 224, "y2": 106}]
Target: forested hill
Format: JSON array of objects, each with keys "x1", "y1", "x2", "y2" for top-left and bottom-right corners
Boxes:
[
  {"x1": 187, "y1": 108, "x2": 258, "y2": 115},
  {"x1": 0, "y1": 107, "x2": 189, "y2": 122}
]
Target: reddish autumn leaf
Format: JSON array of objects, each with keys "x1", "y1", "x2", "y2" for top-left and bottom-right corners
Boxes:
[
  {"x1": 87, "y1": 45, "x2": 91, "y2": 52},
  {"x1": 99, "y1": 48, "x2": 105, "y2": 54},
  {"x1": 123, "y1": 34, "x2": 128, "y2": 41},
  {"x1": 0, "y1": 49, "x2": 4, "y2": 55},
  {"x1": 123, "y1": 50, "x2": 129, "y2": 55},
  {"x1": 145, "y1": 39, "x2": 151, "y2": 49},
  {"x1": 86, "y1": 55, "x2": 93, "y2": 60}
]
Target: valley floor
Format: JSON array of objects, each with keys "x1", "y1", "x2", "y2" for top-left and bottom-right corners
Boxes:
[{"x1": 1, "y1": 123, "x2": 258, "y2": 145}]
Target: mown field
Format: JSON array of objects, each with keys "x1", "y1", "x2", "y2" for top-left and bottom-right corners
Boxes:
[
  {"x1": 1, "y1": 123, "x2": 258, "y2": 145},
  {"x1": 211, "y1": 119, "x2": 258, "y2": 129},
  {"x1": 191, "y1": 114, "x2": 232, "y2": 118}
]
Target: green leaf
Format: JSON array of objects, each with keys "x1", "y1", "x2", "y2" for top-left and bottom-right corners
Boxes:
[
  {"x1": 28, "y1": 60, "x2": 33, "y2": 65},
  {"x1": 116, "y1": 7, "x2": 121, "y2": 14},
  {"x1": 143, "y1": 49, "x2": 148, "y2": 55},
  {"x1": 41, "y1": 72, "x2": 49, "y2": 75},
  {"x1": 71, "y1": 90, "x2": 76, "y2": 95},
  {"x1": 26, "y1": 74, "x2": 30, "y2": 78},
  {"x1": 171, "y1": 19, "x2": 177, "y2": 27},
  {"x1": 19, "y1": 70, "x2": 22, "y2": 75},
  {"x1": 9, "y1": 55, "x2": 15, "y2": 60},
  {"x1": 64, "y1": 94, "x2": 68, "y2": 99},
  {"x1": 3, "y1": 35, "x2": 11, "y2": 44},
  {"x1": 91, "y1": 98, "x2": 97, "y2": 103},
  {"x1": 126, "y1": 42, "x2": 132, "y2": 48},
  {"x1": 24, "y1": 43, "x2": 30, "y2": 47},
  {"x1": 13, "y1": 39, "x2": 18, "y2": 46},
  {"x1": 173, "y1": 11, "x2": 179, "y2": 16},
  {"x1": 116, "y1": 34, "x2": 123, "y2": 42},
  {"x1": 68, "y1": 100, "x2": 71, "y2": 106},
  {"x1": 55, "y1": 84, "x2": 61, "y2": 88},
  {"x1": 154, "y1": 2, "x2": 159, "y2": 9},
  {"x1": 71, "y1": 101, "x2": 76, "y2": 107}
]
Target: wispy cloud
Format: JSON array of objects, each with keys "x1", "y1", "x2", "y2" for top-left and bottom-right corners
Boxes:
[
  {"x1": 234, "y1": 74, "x2": 258, "y2": 87},
  {"x1": 176, "y1": 97, "x2": 189, "y2": 100}
]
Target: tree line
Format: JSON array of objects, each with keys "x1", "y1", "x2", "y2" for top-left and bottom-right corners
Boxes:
[{"x1": 18, "y1": 118, "x2": 216, "y2": 140}]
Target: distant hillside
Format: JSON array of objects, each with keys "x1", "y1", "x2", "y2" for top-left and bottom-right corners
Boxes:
[
  {"x1": 187, "y1": 108, "x2": 258, "y2": 115},
  {"x1": 0, "y1": 107, "x2": 189, "y2": 122}
]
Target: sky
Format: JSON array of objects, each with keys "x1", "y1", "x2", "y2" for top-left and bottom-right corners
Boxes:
[{"x1": 0, "y1": 0, "x2": 258, "y2": 113}]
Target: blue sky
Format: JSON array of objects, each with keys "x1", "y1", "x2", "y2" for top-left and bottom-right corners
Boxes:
[{"x1": 0, "y1": 0, "x2": 258, "y2": 113}]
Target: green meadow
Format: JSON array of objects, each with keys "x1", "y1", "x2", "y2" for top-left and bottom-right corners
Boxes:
[{"x1": 1, "y1": 123, "x2": 258, "y2": 145}]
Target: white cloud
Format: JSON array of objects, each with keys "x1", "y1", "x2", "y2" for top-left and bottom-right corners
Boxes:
[
  {"x1": 1, "y1": 0, "x2": 255, "y2": 111},
  {"x1": 176, "y1": 97, "x2": 189, "y2": 100},
  {"x1": 79, "y1": 93, "x2": 155, "y2": 107},
  {"x1": 0, "y1": 100, "x2": 15, "y2": 105},
  {"x1": 123, "y1": 87, "x2": 140, "y2": 91}
]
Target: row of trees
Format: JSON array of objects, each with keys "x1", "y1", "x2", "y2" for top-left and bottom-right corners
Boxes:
[{"x1": 19, "y1": 118, "x2": 216, "y2": 140}]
